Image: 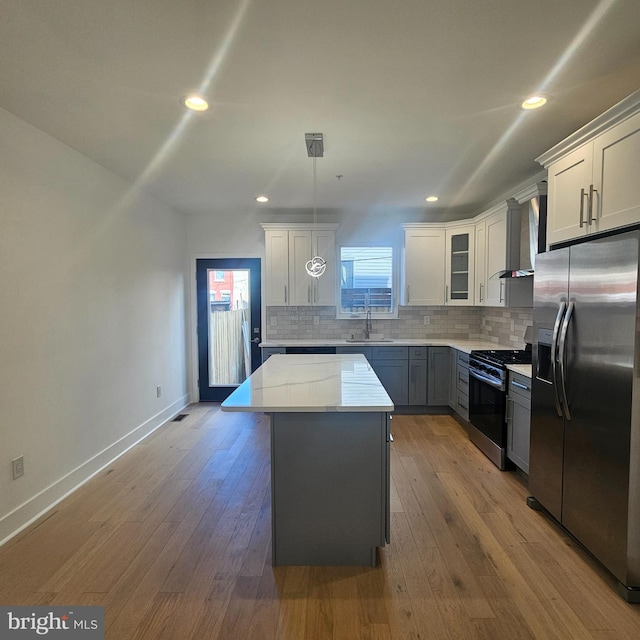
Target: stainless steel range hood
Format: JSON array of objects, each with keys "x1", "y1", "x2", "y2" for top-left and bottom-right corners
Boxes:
[{"x1": 498, "y1": 189, "x2": 547, "y2": 278}]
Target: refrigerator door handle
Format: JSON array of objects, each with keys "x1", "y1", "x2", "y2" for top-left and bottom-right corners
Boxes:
[
  {"x1": 551, "y1": 301, "x2": 567, "y2": 417},
  {"x1": 558, "y1": 301, "x2": 574, "y2": 421}
]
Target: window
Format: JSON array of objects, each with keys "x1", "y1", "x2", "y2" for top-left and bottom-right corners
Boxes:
[{"x1": 338, "y1": 246, "x2": 396, "y2": 318}]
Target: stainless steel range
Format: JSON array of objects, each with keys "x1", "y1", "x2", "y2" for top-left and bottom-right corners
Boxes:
[{"x1": 468, "y1": 349, "x2": 531, "y2": 469}]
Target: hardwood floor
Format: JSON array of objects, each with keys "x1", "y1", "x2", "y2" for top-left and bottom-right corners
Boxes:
[{"x1": 1, "y1": 405, "x2": 639, "y2": 639}]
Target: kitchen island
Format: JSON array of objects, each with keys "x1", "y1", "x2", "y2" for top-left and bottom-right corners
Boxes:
[{"x1": 221, "y1": 354, "x2": 393, "y2": 566}]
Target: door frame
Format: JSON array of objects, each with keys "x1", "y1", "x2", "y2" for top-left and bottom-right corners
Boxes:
[{"x1": 189, "y1": 253, "x2": 264, "y2": 403}]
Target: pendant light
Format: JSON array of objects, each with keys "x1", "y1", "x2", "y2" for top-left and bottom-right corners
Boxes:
[{"x1": 305, "y1": 133, "x2": 326, "y2": 278}]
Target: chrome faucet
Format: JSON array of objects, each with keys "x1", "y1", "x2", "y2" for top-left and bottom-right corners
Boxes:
[{"x1": 364, "y1": 308, "x2": 372, "y2": 339}]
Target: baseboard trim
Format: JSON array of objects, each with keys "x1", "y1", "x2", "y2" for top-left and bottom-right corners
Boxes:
[{"x1": 0, "y1": 395, "x2": 189, "y2": 547}]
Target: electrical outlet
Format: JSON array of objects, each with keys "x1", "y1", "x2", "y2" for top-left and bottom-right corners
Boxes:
[
  {"x1": 156, "y1": 385, "x2": 162, "y2": 398},
  {"x1": 12, "y1": 456, "x2": 24, "y2": 480},
  {"x1": 270, "y1": 317, "x2": 277, "y2": 326},
  {"x1": 313, "y1": 316, "x2": 319, "y2": 325},
  {"x1": 423, "y1": 315, "x2": 431, "y2": 325}
]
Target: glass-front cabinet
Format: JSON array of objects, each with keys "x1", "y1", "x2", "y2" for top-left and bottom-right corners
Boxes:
[{"x1": 445, "y1": 225, "x2": 475, "y2": 305}]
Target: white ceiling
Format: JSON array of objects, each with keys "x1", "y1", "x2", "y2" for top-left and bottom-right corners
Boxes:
[{"x1": 2, "y1": 0, "x2": 640, "y2": 220}]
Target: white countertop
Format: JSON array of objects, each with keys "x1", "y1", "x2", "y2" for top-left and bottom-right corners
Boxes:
[
  {"x1": 221, "y1": 354, "x2": 394, "y2": 413},
  {"x1": 260, "y1": 338, "x2": 513, "y2": 354},
  {"x1": 507, "y1": 364, "x2": 532, "y2": 378}
]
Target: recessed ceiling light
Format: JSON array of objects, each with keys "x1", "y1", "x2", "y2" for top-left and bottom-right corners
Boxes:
[
  {"x1": 180, "y1": 95, "x2": 209, "y2": 112},
  {"x1": 521, "y1": 95, "x2": 548, "y2": 110},
  {"x1": 425, "y1": 196, "x2": 439, "y2": 202},
  {"x1": 255, "y1": 195, "x2": 269, "y2": 203}
]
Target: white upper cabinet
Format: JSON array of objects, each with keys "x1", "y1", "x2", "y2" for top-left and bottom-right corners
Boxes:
[
  {"x1": 594, "y1": 110, "x2": 640, "y2": 233},
  {"x1": 262, "y1": 224, "x2": 337, "y2": 306},
  {"x1": 545, "y1": 144, "x2": 593, "y2": 245},
  {"x1": 485, "y1": 210, "x2": 510, "y2": 306},
  {"x1": 538, "y1": 90, "x2": 640, "y2": 248},
  {"x1": 264, "y1": 228, "x2": 289, "y2": 305},
  {"x1": 310, "y1": 228, "x2": 336, "y2": 305},
  {"x1": 288, "y1": 229, "x2": 314, "y2": 305},
  {"x1": 474, "y1": 220, "x2": 487, "y2": 305},
  {"x1": 475, "y1": 200, "x2": 522, "y2": 307},
  {"x1": 402, "y1": 226, "x2": 445, "y2": 305},
  {"x1": 445, "y1": 224, "x2": 475, "y2": 306}
]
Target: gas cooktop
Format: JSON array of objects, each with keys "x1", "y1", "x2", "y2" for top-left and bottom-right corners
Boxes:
[{"x1": 470, "y1": 349, "x2": 532, "y2": 368}]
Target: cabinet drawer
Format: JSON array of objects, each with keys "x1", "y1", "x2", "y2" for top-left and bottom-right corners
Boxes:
[
  {"x1": 456, "y1": 366, "x2": 469, "y2": 392},
  {"x1": 456, "y1": 391, "x2": 469, "y2": 421},
  {"x1": 409, "y1": 346, "x2": 427, "y2": 360},
  {"x1": 372, "y1": 346, "x2": 409, "y2": 360},
  {"x1": 508, "y1": 372, "x2": 531, "y2": 401},
  {"x1": 457, "y1": 351, "x2": 470, "y2": 368}
]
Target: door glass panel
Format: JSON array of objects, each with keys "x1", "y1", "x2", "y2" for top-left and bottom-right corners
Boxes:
[{"x1": 207, "y1": 269, "x2": 251, "y2": 386}]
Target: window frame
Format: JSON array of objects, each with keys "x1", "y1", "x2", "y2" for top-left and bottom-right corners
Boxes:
[{"x1": 335, "y1": 243, "x2": 399, "y2": 320}]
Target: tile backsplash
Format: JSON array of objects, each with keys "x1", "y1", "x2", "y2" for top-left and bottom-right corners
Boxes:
[{"x1": 266, "y1": 305, "x2": 532, "y2": 349}]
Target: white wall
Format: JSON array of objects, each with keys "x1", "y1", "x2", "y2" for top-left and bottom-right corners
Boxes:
[{"x1": 0, "y1": 108, "x2": 189, "y2": 543}]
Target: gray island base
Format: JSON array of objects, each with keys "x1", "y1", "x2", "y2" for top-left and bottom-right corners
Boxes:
[{"x1": 221, "y1": 354, "x2": 393, "y2": 566}]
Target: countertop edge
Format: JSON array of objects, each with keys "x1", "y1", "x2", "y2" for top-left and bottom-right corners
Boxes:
[
  {"x1": 221, "y1": 405, "x2": 395, "y2": 412},
  {"x1": 506, "y1": 364, "x2": 532, "y2": 378},
  {"x1": 260, "y1": 338, "x2": 519, "y2": 354}
]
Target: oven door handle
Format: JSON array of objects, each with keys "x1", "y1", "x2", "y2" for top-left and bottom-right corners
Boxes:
[{"x1": 469, "y1": 368, "x2": 504, "y2": 391}]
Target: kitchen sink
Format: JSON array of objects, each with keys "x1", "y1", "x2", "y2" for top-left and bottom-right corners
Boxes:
[{"x1": 345, "y1": 338, "x2": 394, "y2": 343}]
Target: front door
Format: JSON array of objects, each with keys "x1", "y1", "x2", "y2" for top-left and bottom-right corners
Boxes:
[{"x1": 196, "y1": 258, "x2": 261, "y2": 402}]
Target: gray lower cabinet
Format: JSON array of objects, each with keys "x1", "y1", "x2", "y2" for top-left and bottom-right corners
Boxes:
[
  {"x1": 427, "y1": 347, "x2": 450, "y2": 405},
  {"x1": 449, "y1": 348, "x2": 457, "y2": 409},
  {"x1": 374, "y1": 361, "x2": 409, "y2": 405},
  {"x1": 270, "y1": 411, "x2": 390, "y2": 566},
  {"x1": 262, "y1": 345, "x2": 458, "y2": 410},
  {"x1": 265, "y1": 345, "x2": 454, "y2": 408},
  {"x1": 370, "y1": 347, "x2": 409, "y2": 406},
  {"x1": 337, "y1": 346, "x2": 409, "y2": 406},
  {"x1": 506, "y1": 371, "x2": 531, "y2": 473},
  {"x1": 408, "y1": 347, "x2": 427, "y2": 405},
  {"x1": 453, "y1": 350, "x2": 470, "y2": 421}
]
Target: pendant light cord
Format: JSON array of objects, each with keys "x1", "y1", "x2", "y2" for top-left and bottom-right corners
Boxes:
[
  {"x1": 313, "y1": 155, "x2": 317, "y2": 225},
  {"x1": 305, "y1": 152, "x2": 326, "y2": 278}
]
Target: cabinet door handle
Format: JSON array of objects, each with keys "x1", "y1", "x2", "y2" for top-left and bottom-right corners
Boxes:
[
  {"x1": 588, "y1": 184, "x2": 598, "y2": 224},
  {"x1": 406, "y1": 285, "x2": 410, "y2": 304},
  {"x1": 479, "y1": 282, "x2": 484, "y2": 303},
  {"x1": 308, "y1": 286, "x2": 311, "y2": 303},
  {"x1": 445, "y1": 284, "x2": 449, "y2": 303},
  {"x1": 511, "y1": 380, "x2": 530, "y2": 391},
  {"x1": 284, "y1": 285, "x2": 288, "y2": 304},
  {"x1": 499, "y1": 280, "x2": 504, "y2": 304},
  {"x1": 579, "y1": 188, "x2": 588, "y2": 228},
  {"x1": 506, "y1": 397, "x2": 513, "y2": 424}
]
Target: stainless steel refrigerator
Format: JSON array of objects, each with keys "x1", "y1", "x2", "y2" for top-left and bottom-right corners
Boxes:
[{"x1": 530, "y1": 229, "x2": 640, "y2": 602}]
